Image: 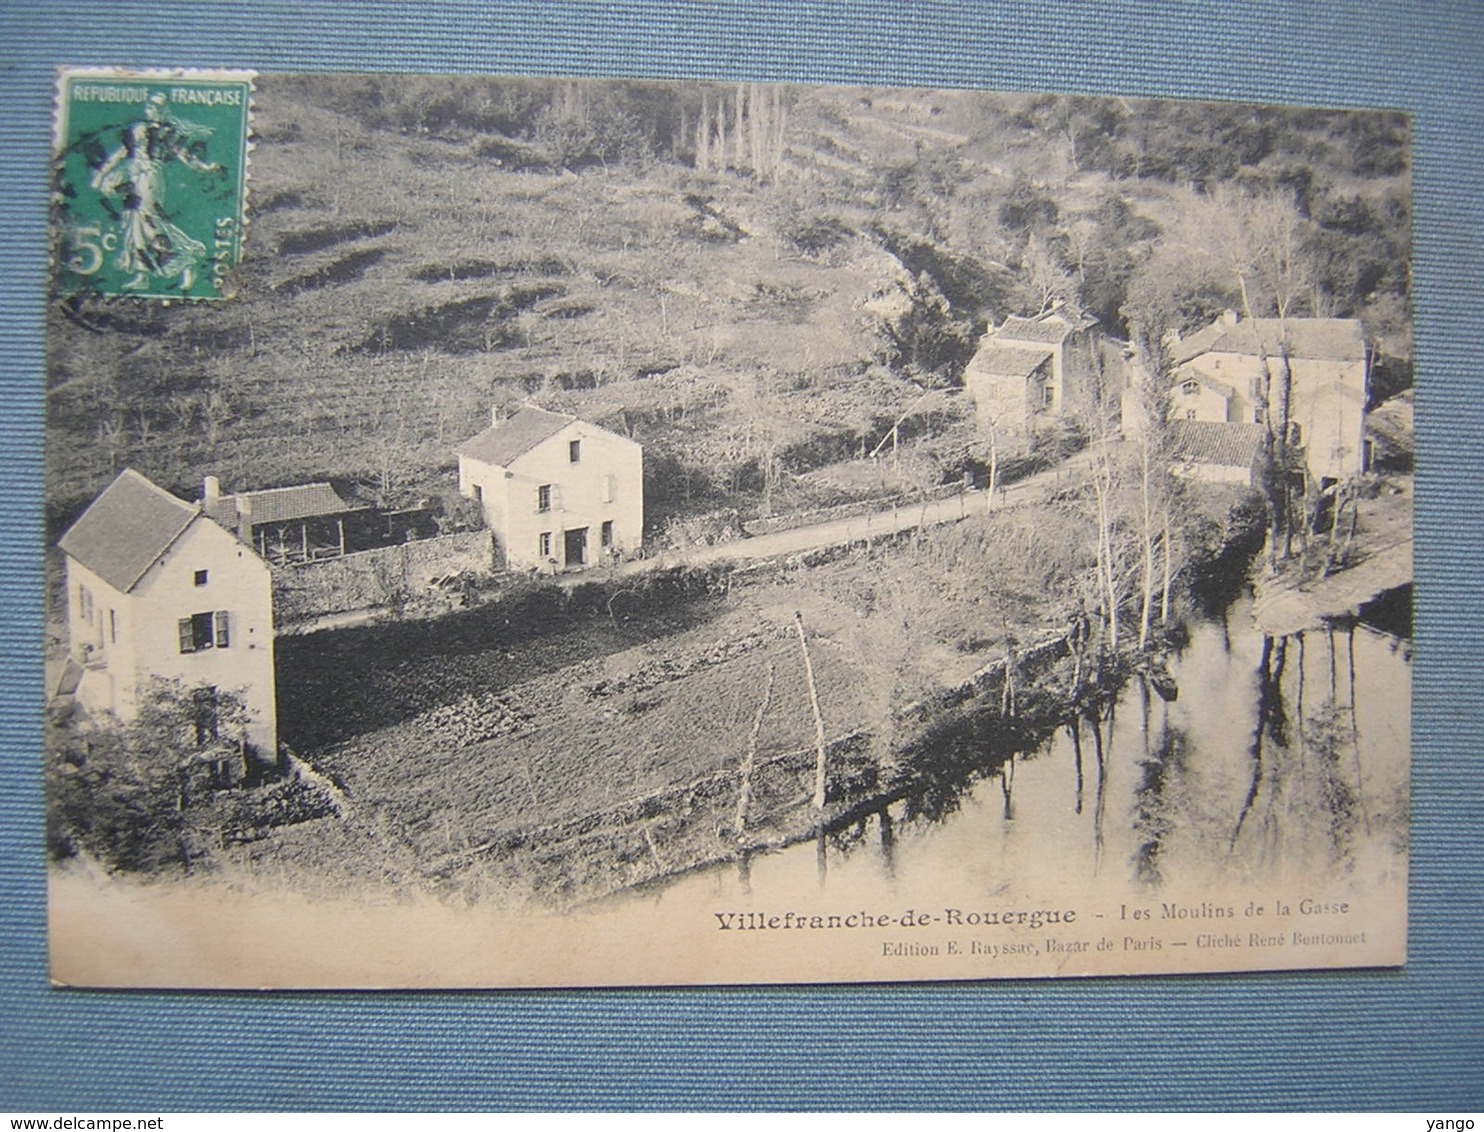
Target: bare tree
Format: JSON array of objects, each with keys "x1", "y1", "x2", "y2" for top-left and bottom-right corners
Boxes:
[
  {"x1": 1019, "y1": 232, "x2": 1080, "y2": 317},
  {"x1": 1131, "y1": 185, "x2": 1319, "y2": 568}
]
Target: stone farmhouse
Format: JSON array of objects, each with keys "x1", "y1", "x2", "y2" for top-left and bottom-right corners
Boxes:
[
  {"x1": 963, "y1": 309, "x2": 1102, "y2": 434},
  {"x1": 56, "y1": 468, "x2": 278, "y2": 765},
  {"x1": 1167, "y1": 312, "x2": 1369, "y2": 484},
  {"x1": 456, "y1": 406, "x2": 644, "y2": 571}
]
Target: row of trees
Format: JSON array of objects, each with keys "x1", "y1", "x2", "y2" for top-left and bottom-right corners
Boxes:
[
  {"x1": 1023, "y1": 183, "x2": 1380, "y2": 660},
  {"x1": 278, "y1": 74, "x2": 1406, "y2": 189},
  {"x1": 693, "y1": 83, "x2": 791, "y2": 182}
]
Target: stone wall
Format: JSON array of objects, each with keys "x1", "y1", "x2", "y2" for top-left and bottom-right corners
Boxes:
[{"x1": 273, "y1": 530, "x2": 493, "y2": 624}]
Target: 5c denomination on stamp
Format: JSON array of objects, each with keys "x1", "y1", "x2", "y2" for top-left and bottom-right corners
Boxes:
[{"x1": 52, "y1": 68, "x2": 254, "y2": 301}]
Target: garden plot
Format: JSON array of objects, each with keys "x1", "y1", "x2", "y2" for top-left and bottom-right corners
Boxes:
[{"x1": 306, "y1": 595, "x2": 872, "y2": 861}]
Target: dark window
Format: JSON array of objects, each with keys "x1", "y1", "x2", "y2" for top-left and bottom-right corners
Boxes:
[
  {"x1": 537, "y1": 484, "x2": 552, "y2": 512},
  {"x1": 539, "y1": 532, "x2": 552, "y2": 558},
  {"x1": 1042, "y1": 384, "x2": 1055, "y2": 407},
  {"x1": 1185, "y1": 409, "x2": 1197, "y2": 420},
  {"x1": 601, "y1": 520, "x2": 614, "y2": 548},
  {"x1": 194, "y1": 569, "x2": 209, "y2": 586},
  {"x1": 109, "y1": 609, "x2": 117, "y2": 644},
  {"x1": 569, "y1": 439, "x2": 581, "y2": 463},
  {"x1": 1181, "y1": 380, "x2": 1201, "y2": 396},
  {"x1": 180, "y1": 612, "x2": 213, "y2": 653},
  {"x1": 178, "y1": 611, "x2": 230, "y2": 653},
  {"x1": 472, "y1": 483, "x2": 483, "y2": 503}
]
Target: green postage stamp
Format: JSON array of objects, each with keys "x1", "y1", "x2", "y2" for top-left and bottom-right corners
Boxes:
[{"x1": 52, "y1": 68, "x2": 254, "y2": 301}]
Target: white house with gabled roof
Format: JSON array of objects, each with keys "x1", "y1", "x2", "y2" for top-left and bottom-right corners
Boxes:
[
  {"x1": 1168, "y1": 313, "x2": 1369, "y2": 483},
  {"x1": 57, "y1": 468, "x2": 278, "y2": 760},
  {"x1": 455, "y1": 406, "x2": 643, "y2": 571}
]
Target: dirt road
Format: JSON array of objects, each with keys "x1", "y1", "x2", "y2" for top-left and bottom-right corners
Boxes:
[
  {"x1": 618, "y1": 450, "x2": 1099, "y2": 576},
  {"x1": 285, "y1": 451, "x2": 1098, "y2": 633}
]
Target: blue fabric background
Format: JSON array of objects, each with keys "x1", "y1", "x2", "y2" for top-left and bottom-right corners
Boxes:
[{"x1": 1, "y1": 0, "x2": 1479, "y2": 1112}]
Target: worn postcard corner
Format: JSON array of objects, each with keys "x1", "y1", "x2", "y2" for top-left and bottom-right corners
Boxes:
[{"x1": 43, "y1": 72, "x2": 1412, "y2": 990}]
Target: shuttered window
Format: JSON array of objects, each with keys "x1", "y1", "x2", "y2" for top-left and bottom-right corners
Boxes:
[{"x1": 179, "y1": 611, "x2": 231, "y2": 653}]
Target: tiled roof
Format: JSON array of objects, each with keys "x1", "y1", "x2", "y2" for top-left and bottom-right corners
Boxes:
[
  {"x1": 1366, "y1": 391, "x2": 1414, "y2": 456},
  {"x1": 967, "y1": 344, "x2": 1053, "y2": 378},
  {"x1": 456, "y1": 406, "x2": 576, "y2": 468},
  {"x1": 59, "y1": 469, "x2": 199, "y2": 593},
  {"x1": 1173, "y1": 317, "x2": 1365, "y2": 365},
  {"x1": 1175, "y1": 368, "x2": 1236, "y2": 400},
  {"x1": 1168, "y1": 320, "x2": 1229, "y2": 366},
  {"x1": 1166, "y1": 420, "x2": 1266, "y2": 468},
  {"x1": 206, "y1": 482, "x2": 359, "y2": 527},
  {"x1": 996, "y1": 314, "x2": 1082, "y2": 345}
]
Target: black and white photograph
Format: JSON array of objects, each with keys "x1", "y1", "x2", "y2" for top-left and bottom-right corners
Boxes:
[{"x1": 43, "y1": 72, "x2": 1412, "y2": 987}]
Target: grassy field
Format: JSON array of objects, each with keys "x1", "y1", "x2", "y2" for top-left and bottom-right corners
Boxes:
[{"x1": 46, "y1": 82, "x2": 918, "y2": 530}]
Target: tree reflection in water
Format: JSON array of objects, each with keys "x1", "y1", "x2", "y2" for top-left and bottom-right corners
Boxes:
[{"x1": 803, "y1": 597, "x2": 1406, "y2": 897}]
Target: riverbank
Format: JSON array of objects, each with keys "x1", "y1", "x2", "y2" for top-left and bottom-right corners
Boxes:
[
  {"x1": 1251, "y1": 476, "x2": 1413, "y2": 636},
  {"x1": 49, "y1": 582, "x2": 1412, "y2": 987}
]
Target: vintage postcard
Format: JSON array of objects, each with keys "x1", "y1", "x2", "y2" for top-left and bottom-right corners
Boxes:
[{"x1": 44, "y1": 70, "x2": 1412, "y2": 988}]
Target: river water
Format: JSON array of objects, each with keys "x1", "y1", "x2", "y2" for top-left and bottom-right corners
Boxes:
[{"x1": 608, "y1": 590, "x2": 1411, "y2": 921}]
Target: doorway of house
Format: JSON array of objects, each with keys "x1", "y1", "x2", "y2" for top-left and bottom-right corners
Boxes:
[{"x1": 564, "y1": 526, "x2": 588, "y2": 568}]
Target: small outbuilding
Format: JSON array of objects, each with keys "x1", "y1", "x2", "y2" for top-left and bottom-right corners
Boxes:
[
  {"x1": 1164, "y1": 420, "x2": 1266, "y2": 487},
  {"x1": 963, "y1": 309, "x2": 1102, "y2": 433},
  {"x1": 201, "y1": 476, "x2": 365, "y2": 564}
]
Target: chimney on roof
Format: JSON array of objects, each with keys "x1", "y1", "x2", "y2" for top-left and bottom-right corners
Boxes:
[
  {"x1": 233, "y1": 494, "x2": 253, "y2": 546},
  {"x1": 1221, "y1": 309, "x2": 1239, "y2": 327},
  {"x1": 491, "y1": 405, "x2": 503, "y2": 429},
  {"x1": 203, "y1": 475, "x2": 220, "y2": 502}
]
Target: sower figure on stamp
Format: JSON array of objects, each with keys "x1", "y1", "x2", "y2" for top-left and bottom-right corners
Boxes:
[{"x1": 90, "y1": 94, "x2": 220, "y2": 291}]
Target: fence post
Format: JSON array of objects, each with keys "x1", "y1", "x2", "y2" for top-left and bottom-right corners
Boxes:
[{"x1": 794, "y1": 611, "x2": 829, "y2": 811}]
